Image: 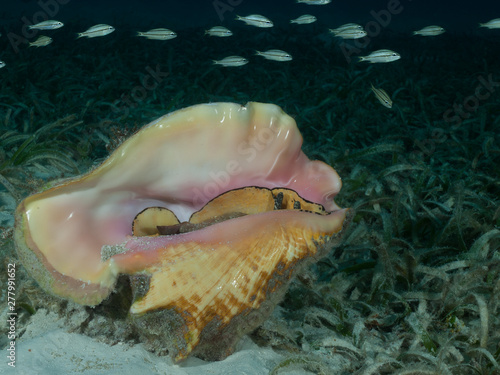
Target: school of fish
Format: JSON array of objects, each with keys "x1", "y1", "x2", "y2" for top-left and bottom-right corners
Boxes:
[{"x1": 0, "y1": 4, "x2": 499, "y2": 109}]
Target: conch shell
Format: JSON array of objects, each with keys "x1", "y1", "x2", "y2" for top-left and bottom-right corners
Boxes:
[{"x1": 14, "y1": 102, "x2": 350, "y2": 361}]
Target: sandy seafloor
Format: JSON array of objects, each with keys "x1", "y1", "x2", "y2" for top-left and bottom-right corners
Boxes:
[
  {"x1": 0, "y1": 312, "x2": 291, "y2": 375},
  {"x1": 2, "y1": 331, "x2": 282, "y2": 375}
]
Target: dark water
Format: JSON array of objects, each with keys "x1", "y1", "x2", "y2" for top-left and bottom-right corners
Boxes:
[{"x1": 3, "y1": 0, "x2": 499, "y2": 31}]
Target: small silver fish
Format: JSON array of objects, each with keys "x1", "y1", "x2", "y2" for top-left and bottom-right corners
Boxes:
[
  {"x1": 236, "y1": 15, "x2": 273, "y2": 28},
  {"x1": 334, "y1": 23, "x2": 364, "y2": 31},
  {"x1": 358, "y1": 49, "x2": 401, "y2": 63},
  {"x1": 256, "y1": 49, "x2": 293, "y2": 61},
  {"x1": 371, "y1": 84, "x2": 393, "y2": 109},
  {"x1": 296, "y1": 0, "x2": 331, "y2": 4},
  {"x1": 479, "y1": 18, "x2": 500, "y2": 29},
  {"x1": 28, "y1": 20, "x2": 64, "y2": 30},
  {"x1": 329, "y1": 25, "x2": 367, "y2": 40},
  {"x1": 205, "y1": 26, "x2": 233, "y2": 37},
  {"x1": 0, "y1": 61, "x2": 5, "y2": 69},
  {"x1": 137, "y1": 28, "x2": 176, "y2": 40},
  {"x1": 413, "y1": 25, "x2": 445, "y2": 36},
  {"x1": 213, "y1": 56, "x2": 248, "y2": 67},
  {"x1": 290, "y1": 15, "x2": 317, "y2": 24},
  {"x1": 29, "y1": 35, "x2": 53, "y2": 47},
  {"x1": 77, "y1": 24, "x2": 115, "y2": 39}
]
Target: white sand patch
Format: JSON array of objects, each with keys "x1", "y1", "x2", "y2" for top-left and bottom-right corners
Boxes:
[{"x1": 1, "y1": 309, "x2": 308, "y2": 375}]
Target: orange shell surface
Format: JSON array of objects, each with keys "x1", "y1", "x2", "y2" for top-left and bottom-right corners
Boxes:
[{"x1": 123, "y1": 205, "x2": 348, "y2": 361}]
